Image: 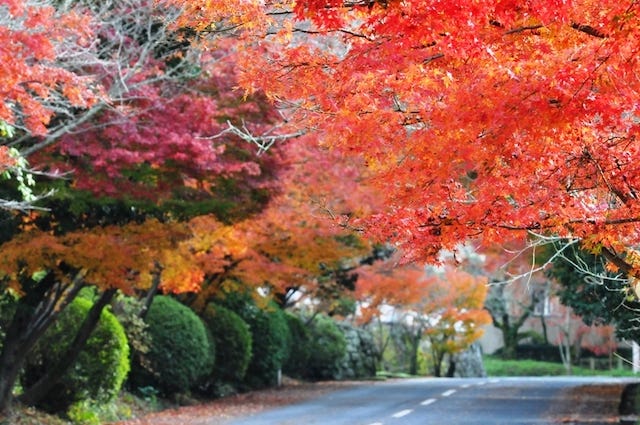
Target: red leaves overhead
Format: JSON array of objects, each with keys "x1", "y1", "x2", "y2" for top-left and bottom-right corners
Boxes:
[
  {"x1": 39, "y1": 36, "x2": 282, "y2": 199},
  {"x1": 0, "y1": 0, "x2": 95, "y2": 135},
  {"x1": 294, "y1": 0, "x2": 346, "y2": 28},
  {"x1": 226, "y1": 0, "x2": 640, "y2": 264}
]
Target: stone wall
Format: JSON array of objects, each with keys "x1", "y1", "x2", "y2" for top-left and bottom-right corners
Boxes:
[
  {"x1": 453, "y1": 343, "x2": 486, "y2": 378},
  {"x1": 334, "y1": 322, "x2": 378, "y2": 380}
]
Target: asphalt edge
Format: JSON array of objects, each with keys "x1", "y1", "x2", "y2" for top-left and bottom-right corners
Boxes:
[{"x1": 619, "y1": 383, "x2": 640, "y2": 424}]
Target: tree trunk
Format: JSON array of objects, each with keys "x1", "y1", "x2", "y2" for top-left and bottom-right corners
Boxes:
[
  {"x1": 0, "y1": 273, "x2": 83, "y2": 413},
  {"x1": 19, "y1": 289, "x2": 116, "y2": 406},
  {"x1": 433, "y1": 351, "x2": 444, "y2": 377},
  {"x1": 445, "y1": 355, "x2": 456, "y2": 377},
  {"x1": 541, "y1": 314, "x2": 549, "y2": 345},
  {"x1": 408, "y1": 332, "x2": 421, "y2": 375},
  {"x1": 139, "y1": 262, "x2": 162, "y2": 319},
  {"x1": 0, "y1": 339, "x2": 30, "y2": 412},
  {"x1": 372, "y1": 317, "x2": 389, "y2": 370},
  {"x1": 501, "y1": 327, "x2": 519, "y2": 360}
]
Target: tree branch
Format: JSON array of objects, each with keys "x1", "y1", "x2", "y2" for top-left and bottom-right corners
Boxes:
[
  {"x1": 601, "y1": 246, "x2": 635, "y2": 276},
  {"x1": 505, "y1": 25, "x2": 544, "y2": 35},
  {"x1": 570, "y1": 22, "x2": 608, "y2": 38},
  {"x1": 208, "y1": 120, "x2": 306, "y2": 154},
  {"x1": 19, "y1": 288, "x2": 117, "y2": 406}
]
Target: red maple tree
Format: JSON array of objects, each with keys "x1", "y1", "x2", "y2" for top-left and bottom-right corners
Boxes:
[{"x1": 182, "y1": 1, "x2": 640, "y2": 274}]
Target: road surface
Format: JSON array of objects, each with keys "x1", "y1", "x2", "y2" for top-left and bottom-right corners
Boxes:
[{"x1": 222, "y1": 376, "x2": 638, "y2": 425}]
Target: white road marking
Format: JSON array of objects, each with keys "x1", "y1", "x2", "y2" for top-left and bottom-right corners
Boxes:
[
  {"x1": 367, "y1": 423, "x2": 384, "y2": 425},
  {"x1": 421, "y1": 398, "x2": 437, "y2": 406},
  {"x1": 441, "y1": 389, "x2": 457, "y2": 397},
  {"x1": 392, "y1": 409, "x2": 413, "y2": 418},
  {"x1": 489, "y1": 379, "x2": 500, "y2": 384},
  {"x1": 460, "y1": 383, "x2": 471, "y2": 388},
  {"x1": 476, "y1": 381, "x2": 487, "y2": 386}
]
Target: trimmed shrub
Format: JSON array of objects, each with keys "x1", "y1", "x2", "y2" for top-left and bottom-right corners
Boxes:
[
  {"x1": 200, "y1": 303, "x2": 252, "y2": 384},
  {"x1": 305, "y1": 314, "x2": 347, "y2": 380},
  {"x1": 282, "y1": 312, "x2": 311, "y2": 379},
  {"x1": 129, "y1": 295, "x2": 214, "y2": 395},
  {"x1": 493, "y1": 343, "x2": 562, "y2": 363},
  {"x1": 22, "y1": 297, "x2": 130, "y2": 413},
  {"x1": 224, "y1": 296, "x2": 290, "y2": 388}
]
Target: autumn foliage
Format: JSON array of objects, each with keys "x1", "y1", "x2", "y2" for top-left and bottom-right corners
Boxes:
[
  {"x1": 0, "y1": 1, "x2": 95, "y2": 136},
  {"x1": 419, "y1": 269, "x2": 491, "y2": 376},
  {"x1": 221, "y1": 1, "x2": 640, "y2": 273},
  {"x1": 3, "y1": 0, "x2": 640, "y2": 416},
  {"x1": 356, "y1": 259, "x2": 491, "y2": 376}
]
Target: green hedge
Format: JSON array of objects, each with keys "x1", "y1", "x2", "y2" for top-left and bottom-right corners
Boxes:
[
  {"x1": 200, "y1": 303, "x2": 252, "y2": 385},
  {"x1": 494, "y1": 343, "x2": 631, "y2": 363},
  {"x1": 282, "y1": 312, "x2": 311, "y2": 379},
  {"x1": 22, "y1": 297, "x2": 130, "y2": 412},
  {"x1": 223, "y1": 296, "x2": 290, "y2": 388},
  {"x1": 129, "y1": 296, "x2": 214, "y2": 395},
  {"x1": 305, "y1": 314, "x2": 347, "y2": 380}
]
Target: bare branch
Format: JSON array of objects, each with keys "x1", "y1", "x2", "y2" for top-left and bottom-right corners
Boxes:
[
  {"x1": 13, "y1": 0, "x2": 210, "y2": 157},
  {"x1": 0, "y1": 195, "x2": 53, "y2": 212},
  {"x1": 208, "y1": 120, "x2": 306, "y2": 154}
]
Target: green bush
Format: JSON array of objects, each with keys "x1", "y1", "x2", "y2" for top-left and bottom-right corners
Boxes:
[
  {"x1": 305, "y1": 314, "x2": 347, "y2": 380},
  {"x1": 22, "y1": 297, "x2": 130, "y2": 413},
  {"x1": 200, "y1": 303, "x2": 252, "y2": 385},
  {"x1": 225, "y1": 297, "x2": 290, "y2": 388},
  {"x1": 128, "y1": 295, "x2": 214, "y2": 395},
  {"x1": 494, "y1": 343, "x2": 562, "y2": 362},
  {"x1": 282, "y1": 312, "x2": 311, "y2": 379}
]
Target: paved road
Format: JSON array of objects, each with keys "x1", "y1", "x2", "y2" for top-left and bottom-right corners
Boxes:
[{"x1": 224, "y1": 376, "x2": 639, "y2": 425}]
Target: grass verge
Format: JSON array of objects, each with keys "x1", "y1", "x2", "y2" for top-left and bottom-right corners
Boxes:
[{"x1": 484, "y1": 356, "x2": 638, "y2": 377}]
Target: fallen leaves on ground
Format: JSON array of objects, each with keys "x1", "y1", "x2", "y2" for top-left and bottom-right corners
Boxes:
[
  {"x1": 112, "y1": 380, "x2": 362, "y2": 425},
  {"x1": 550, "y1": 384, "x2": 626, "y2": 424}
]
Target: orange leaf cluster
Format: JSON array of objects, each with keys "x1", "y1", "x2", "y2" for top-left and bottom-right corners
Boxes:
[
  {"x1": 0, "y1": 219, "x2": 190, "y2": 295},
  {"x1": 355, "y1": 259, "x2": 491, "y2": 346},
  {"x1": 420, "y1": 269, "x2": 492, "y2": 353}
]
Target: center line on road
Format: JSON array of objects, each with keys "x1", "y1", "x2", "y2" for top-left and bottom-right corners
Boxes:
[
  {"x1": 392, "y1": 409, "x2": 413, "y2": 418},
  {"x1": 460, "y1": 383, "x2": 471, "y2": 388},
  {"x1": 441, "y1": 389, "x2": 457, "y2": 397},
  {"x1": 421, "y1": 398, "x2": 437, "y2": 406}
]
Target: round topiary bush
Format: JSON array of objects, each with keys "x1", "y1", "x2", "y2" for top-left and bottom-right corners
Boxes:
[
  {"x1": 128, "y1": 295, "x2": 214, "y2": 395},
  {"x1": 306, "y1": 314, "x2": 347, "y2": 380},
  {"x1": 282, "y1": 312, "x2": 311, "y2": 379},
  {"x1": 200, "y1": 303, "x2": 252, "y2": 384},
  {"x1": 22, "y1": 297, "x2": 130, "y2": 413}
]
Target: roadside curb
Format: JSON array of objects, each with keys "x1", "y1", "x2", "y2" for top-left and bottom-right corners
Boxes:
[{"x1": 619, "y1": 383, "x2": 640, "y2": 424}]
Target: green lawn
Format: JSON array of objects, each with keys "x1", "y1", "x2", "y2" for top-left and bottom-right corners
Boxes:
[{"x1": 484, "y1": 356, "x2": 638, "y2": 377}]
